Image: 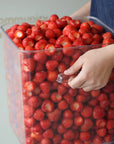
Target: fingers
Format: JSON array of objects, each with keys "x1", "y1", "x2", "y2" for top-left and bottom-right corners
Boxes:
[
  {"x1": 68, "y1": 69, "x2": 86, "y2": 89},
  {"x1": 64, "y1": 57, "x2": 83, "y2": 75}
]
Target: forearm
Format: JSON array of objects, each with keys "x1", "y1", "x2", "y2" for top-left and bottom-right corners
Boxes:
[{"x1": 71, "y1": 1, "x2": 91, "y2": 19}]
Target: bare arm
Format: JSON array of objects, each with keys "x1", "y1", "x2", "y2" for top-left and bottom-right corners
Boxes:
[{"x1": 71, "y1": 1, "x2": 91, "y2": 19}]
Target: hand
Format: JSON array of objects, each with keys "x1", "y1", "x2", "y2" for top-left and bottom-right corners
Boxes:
[{"x1": 64, "y1": 46, "x2": 114, "y2": 92}]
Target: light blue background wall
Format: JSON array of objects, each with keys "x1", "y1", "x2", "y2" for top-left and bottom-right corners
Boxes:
[{"x1": 0, "y1": 0, "x2": 89, "y2": 144}]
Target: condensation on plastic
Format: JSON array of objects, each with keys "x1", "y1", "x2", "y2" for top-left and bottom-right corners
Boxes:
[{"x1": 1, "y1": 16, "x2": 114, "y2": 144}]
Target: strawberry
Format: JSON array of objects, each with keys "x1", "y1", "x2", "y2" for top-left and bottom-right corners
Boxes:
[
  {"x1": 43, "y1": 128, "x2": 54, "y2": 139},
  {"x1": 49, "y1": 14, "x2": 59, "y2": 22},
  {"x1": 80, "y1": 22, "x2": 90, "y2": 31},
  {"x1": 51, "y1": 92, "x2": 62, "y2": 103},
  {"x1": 47, "y1": 70, "x2": 58, "y2": 82},
  {"x1": 62, "y1": 118, "x2": 73, "y2": 128},
  {"x1": 82, "y1": 33, "x2": 93, "y2": 45},
  {"x1": 52, "y1": 134, "x2": 62, "y2": 144},
  {"x1": 47, "y1": 108, "x2": 61, "y2": 122},
  {"x1": 57, "y1": 124, "x2": 66, "y2": 134},
  {"x1": 63, "y1": 130, "x2": 75, "y2": 140},
  {"x1": 63, "y1": 43, "x2": 75, "y2": 56},
  {"x1": 40, "y1": 81, "x2": 51, "y2": 93},
  {"x1": 23, "y1": 105, "x2": 35, "y2": 118},
  {"x1": 34, "y1": 39, "x2": 47, "y2": 50},
  {"x1": 74, "y1": 116, "x2": 84, "y2": 126},
  {"x1": 63, "y1": 109, "x2": 73, "y2": 118},
  {"x1": 93, "y1": 105, "x2": 105, "y2": 119},
  {"x1": 81, "y1": 119, "x2": 93, "y2": 131},
  {"x1": 33, "y1": 51, "x2": 47, "y2": 64},
  {"x1": 15, "y1": 30, "x2": 25, "y2": 39},
  {"x1": 48, "y1": 21, "x2": 58, "y2": 29},
  {"x1": 102, "y1": 32, "x2": 112, "y2": 39},
  {"x1": 69, "y1": 19, "x2": 81, "y2": 29},
  {"x1": 39, "y1": 93, "x2": 50, "y2": 99},
  {"x1": 24, "y1": 117, "x2": 36, "y2": 127},
  {"x1": 46, "y1": 60, "x2": 58, "y2": 71},
  {"x1": 93, "y1": 136, "x2": 103, "y2": 144},
  {"x1": 41, "y1": 100, "x2": 54, "y2": 112},
  {"x1": 53, "y1": 28, "x2": 62, "y2": 37},
  {"x1": 52, "y1": 51, "x2": 63, "y2": 61},
  {"x1": 40, "y1": 119, "x2": 51, "y2": 130},
  {"x1": 45, "y1": 29, "x2": 55, "y2": 39},
  {"x1": 91, "y1": 24, "x2": 104, "y2": 33},
  {"x1": 31, "y1": 124, "x2": 43, "y2": 133},
  {"x1": 96, "y1": 119, "x2": 106, "y2": 128},
  {"x1": 40, "y1": 138, "x2": 51, "y2": 144},
  {"x1": 45, "y1": 44, "x2": 56, "y2": 56},
  {"x1": 70, "y1": 101, "x2": 83, "y2": 112},
  {"x1": 33, "y1": 109, "x2": 45, "y2": 121},
  {"x1": 22, "y1": 37, "x2": 34, "y2": 47},
  {"x1": 61, "y1": 139, "x2": 73, "y2": 144},
  {"x1": 64, "y1": 94, "x2": 74, "y2": 104},
  {"x1": 61, "y1": 16, "x2": 72, "y2": 24},
  {"x1": 56, "y1": 19, "x2": 67, "y2": 29},
  {"x1": 63, "y1": 25, "x2": 76, "y2": 36},
  {"x1": 22, "y1": 58, "x2": 35, "y2": 72},
  {"x1": 28, "y1": 96, "x2": 42, "y2": 108},
  {"x1": 33, "y1": 71, "x2": 47, "y2": 83},
  {"x1": 80, "y1": 132, "x2": 90, "y2": 141},
  {"x1": 58, "y1": 84, "x2": 67, "y2": 95},
  {"x1": 31, "y1": 132, "x2": 43, "y2": 141},
  {"x1": 58, "y1": 100, "x2": 68, "y2": 110},
  {"x1": 24, "y1": 81, "x2": 36, "y2": 91},
  {"x1": 81, "y1": 105, "x2": 93, "y2": 118}
]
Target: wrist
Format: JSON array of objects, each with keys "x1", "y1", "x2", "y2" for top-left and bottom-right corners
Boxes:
[{"x1": 104, "y1": 44, "x2": 114, "y2": 68}]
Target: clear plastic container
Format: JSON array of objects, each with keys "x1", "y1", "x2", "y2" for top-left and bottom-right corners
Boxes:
[{"x1": 1, "y1": 16, "x2": 114, "y2": 144}]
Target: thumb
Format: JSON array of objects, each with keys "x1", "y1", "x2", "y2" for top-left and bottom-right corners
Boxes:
[{"x1": 64, "y1": 57, "x2": 83, "y2": 75}]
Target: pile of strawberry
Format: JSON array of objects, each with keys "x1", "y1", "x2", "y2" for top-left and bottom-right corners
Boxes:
[{"x1": 6, "y1": 14, "x2": 114, "y2": 144}]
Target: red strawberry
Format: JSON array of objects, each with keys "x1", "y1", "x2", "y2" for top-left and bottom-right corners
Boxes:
[
  {"x1": 80, "y1": 132, "x2": 90, "y2": 141},
  {"x1": 51, "y1": 92, "x2": 62, "y2": 103},
  {"x1": 93, "y1": 105, "x2": 105, "y2": 119},
  {"x1": 33, "y1": 51, "x2": 47, "y2": 64},
  {"x1": 45, "y1": 44, "x2": 56, "y2": 56},
  {"x1": 80, "y1": 22, "x2": 90, "y2": 31},
  {"x1": 63, "y1": 130, "x2": 75, "y2": 140},
  {"x1": 63, "y1": 25, "x2": 76, "y2": 36},
  {"x1": 28, "y1": 96, "x2": 42, "y2": 108},
  {"x1": 46, "y1": 60, "x2": 58, "y2": 71},
  {"x1": 33, "y1": 71, "x2": 47, "y2": 83},
  {"x1": 47, "y1": 70, "x2": 58, "y2": 82},
  {"x1": 22, "y1": 58, "x2": 35, "y2": 72},
  {"x1": 81, "y1": 119, "x2": 93, "y2": 131},
  {"x1": 24, "y1": 117, "x2": 36, "y2": 127},
  {"x1": 15, "y1": 30, "x2": 25, "y2": 39},
  {"x1": 34, "y1": 39, "x2": 47, "y2": 50},
  {"x1": 70, "y1": 101, "x2": 83, "y2": 112},
  {"x1": 58, "y1": 100, "x2": 68, "y2": 110},
  {"x1": 40, "y1": 119, "x2": 51, "y2": 130},
  {"x1": 40, "y1": 81, "x2": 51, "y2": 93},
  {"x1": 69, "y1": 19, "x2": 81, "y2": 29},
  {"x1": 22, "y1": 37, "x2": 34, "y2": 47},
  {"x1": 45, "y1": 29, "x2": 55, "y2": 39},
  {"x1": 24, "y1": 81, "x2": 36, "y2": 91},
  {"x1": 74, "y1": 116, "x2": 84, "y2": 126},
  {"x1": 49, "y1": 14, "x2": 59, "y2": 22},
  {"x1": 41, "y1": 100, "x2": 54, "y2": 112},
  {"x1": 23, "y1": 105, "x2": 35, "y2": 118},
  {"x1": 56, "y1": 19, "x2": 67, "y2": 28},
  {"x1": 33, "y1": 109, "x2": 45, "y2": 121},
  {"x1": 40, "y1": 138, "x2": 51, "y2": 144},
  {"x1": 96, "y1": 119, "x2": 106, "y2": 128},
  {"x1": 47, "y1": 109, "x2": 61, "y2": 122},
  {"x1": 43, "y1": 128, "x2": 54, "y2": 139},
  {"x1": 52, "y1": 134, "x2": 62, "y2": 144},
  {"x1": 63, "y1": 109, "x2": 73, "y2": 118},
  {"x1": 62, "y1": 118, "x2": 73, "y2": 128},
  {"x1": 81, "y1": 106, "x2": 93, "y2": 118}
]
